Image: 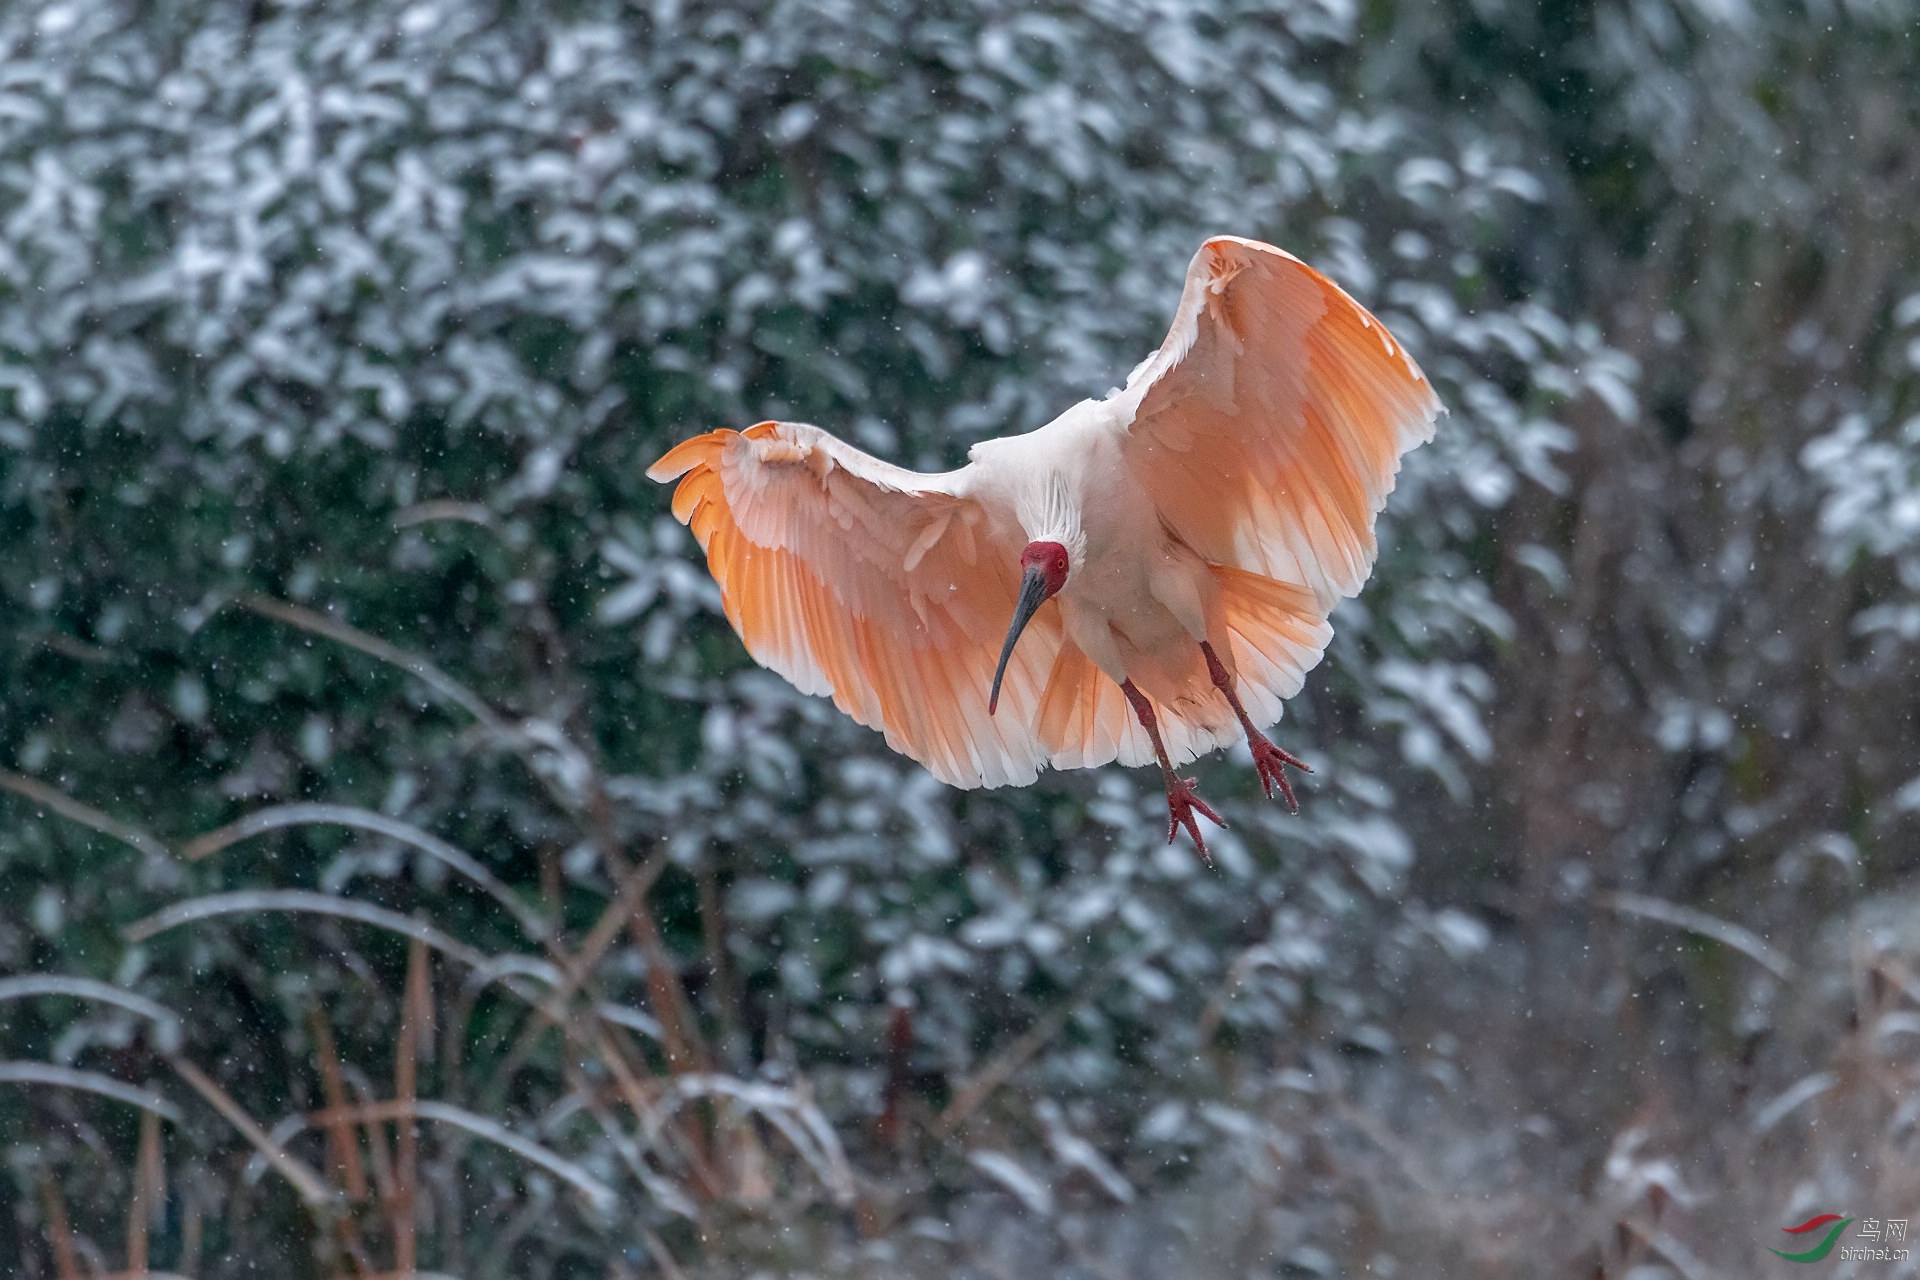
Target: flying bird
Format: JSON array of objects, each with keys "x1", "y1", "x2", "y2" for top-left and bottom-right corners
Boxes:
[{"x1": 649, "y1": 236, "x2": 1441, "y2": 858}]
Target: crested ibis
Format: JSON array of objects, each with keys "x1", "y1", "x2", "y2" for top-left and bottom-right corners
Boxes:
[{"x1": 649, "y1": 235, "x2": 1442, "y2": 858}]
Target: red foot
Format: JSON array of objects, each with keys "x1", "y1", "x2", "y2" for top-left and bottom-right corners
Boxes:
[
  {"x1": 1249, "y1": 734, "x2": 1310, "y2": 814},
  {"x1": 1164, "y1": 774, "x2": 1226, "y2": 861}
]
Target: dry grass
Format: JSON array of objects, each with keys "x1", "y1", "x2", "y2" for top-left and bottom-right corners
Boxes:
[{"x1": 9, "y1": 596, "x2": 1917, "y2": 1278}]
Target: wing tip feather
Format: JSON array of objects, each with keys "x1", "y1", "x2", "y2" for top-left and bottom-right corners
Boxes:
[{"x1": 647, "y1": 429, "x2": 734, "y2": 483}]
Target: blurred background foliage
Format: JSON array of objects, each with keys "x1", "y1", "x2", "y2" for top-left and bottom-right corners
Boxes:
[{"x1": 2, "y1": 0, "x2": 1919, "y2": 1275}]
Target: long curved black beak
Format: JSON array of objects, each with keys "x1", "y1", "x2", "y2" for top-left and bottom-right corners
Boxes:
[{"x1": 989, "y1": 565, "x2": 1052, "y2": 715}]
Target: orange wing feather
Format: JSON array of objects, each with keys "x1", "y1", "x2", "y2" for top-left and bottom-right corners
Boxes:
[{"x1": 648, "y1": 422, "x2": 1061, "y2": 789}]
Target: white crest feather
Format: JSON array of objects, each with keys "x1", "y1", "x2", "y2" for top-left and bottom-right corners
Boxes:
[{"x1": 1016, "y1": 470, "x2": 1087, "y2": 575}]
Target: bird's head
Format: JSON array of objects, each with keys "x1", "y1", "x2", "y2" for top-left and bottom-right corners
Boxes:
[{"x1": 989, "y1": 540, "x2": 1071, "y2": 715}]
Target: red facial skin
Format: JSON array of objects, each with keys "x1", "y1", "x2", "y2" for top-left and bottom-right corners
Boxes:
[
  {"x1": 988, "y1": 541, "x2": 1072, "y2": 717},
  {"x1": 1020, "y1": 541, "x2": 1070, "y2": 598}
]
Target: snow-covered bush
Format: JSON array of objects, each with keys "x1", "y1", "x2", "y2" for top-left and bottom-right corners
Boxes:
[{"x1": 0, "y1": 0, "x2": 1621, "y2": 1272}]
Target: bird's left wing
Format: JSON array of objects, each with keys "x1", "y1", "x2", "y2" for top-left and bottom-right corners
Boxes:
[{"x1": 648, "y1": 421, "x2": 1062, "y2": 789}]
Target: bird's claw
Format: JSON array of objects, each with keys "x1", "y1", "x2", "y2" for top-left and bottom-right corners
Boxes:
[
  {"x1": 1164, "y1": 774, "x2": 1225, "y2": 861},
  {"x1": 1250, "y1": 735, "x2": 1309, "y2": 814}
]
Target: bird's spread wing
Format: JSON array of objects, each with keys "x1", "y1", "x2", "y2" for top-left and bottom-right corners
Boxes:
[
  {"x1": 648, "y1": 421, "x2": 1064, "y2": 789},
  {"x1": 1119, "y1": 236, "x2": 1442, "y2": 606},
  {"x1": 1106, "y1": 235, "x2": 1443, "y2": 732}
]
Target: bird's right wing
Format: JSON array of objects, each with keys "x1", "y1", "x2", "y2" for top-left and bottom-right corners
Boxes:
[
  {"x1": 649, "y1": 421, "x2": 1066, "y2": 789},
  {"x1": 1097, "y1": 237, "x2": 1442, "y2": 736},
  {"x1": 1118, "y1": 236, "x2": 1442, "y2": 610}
]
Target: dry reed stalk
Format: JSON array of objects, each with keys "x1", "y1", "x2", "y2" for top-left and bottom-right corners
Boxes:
[
  {"x1": 583, "y1": 1021, "x2": 665, "y2": 1119},
  {"x1": 1599, "y1": 891, "x2": 1796, "y2": 981},
  {"x1": 310, "y1": 1010, "x2": 371, "y2": 1201},
  {"x1": 126, "y1": 1109, "x2": 162, "y2": 1272},
  {"x1": 352, "y1": 1069, "x2": 400, "y2": 1205},
  {"x1": 537, "y1": 842, "x2": 563, "y2": 914},
  {"x1": 393, "y1": 498, "x2": 495, "y2": 528},
  {"x1": 126, "y1": 892, "x2": 491, "y2": 973},
  {"x1": 583, "y1": 785, "x2": 711, "y2": 1077},
  {"x1": 933, "y1": 1001, "x2": 1076, "y2": 1141},
  {"x1": 41, "y1": 1177, "x2": 80, "y2": 1280},
  {"x1": 696, "y1": 862, "x2": 744, "y2": 1049},
  {"x1": 0, "y1": 769, "x2": 172, "y2": 862},
  {"x1": 642, "y1": 1228, "x2": 693, "y2": 1280},
  {"x1": 580, "y1": 1020, "x2": 726, "y2": 1202},
  {"x1": 877, "y1": 1005, "x2": 913, "y2": 1147},
  {"x1": 179, "y1": 1200, "x2": 200, "y2": 1276},
  {"x1": 628, "y1": 897, "x2": 708, "y2": 1076},
  {"x1": 565, "y1": 845, "x2": 671, "y2": 991},
  {"x1": 581, "y1": 793, "x2": 721, "y2": 1196},
  {"x1": 932, "y1": 954, "x2": 1137, "y2": 1142},
  {"x1": 489, "y1": 846, "x2": 669, "y2": 1094},
  {"x1": 392, "y1": 938, "x2": 430, "y2": 1272},
  {"x1": 310, "y1": 1009, "x2": 380, "y2": 1273},
  {"x1": 166, "y1": 1055, "x2": 334, "y2": 1205},
  {"x1": 295, "y1": 1098, "x2": 620, "y2": 1211}
]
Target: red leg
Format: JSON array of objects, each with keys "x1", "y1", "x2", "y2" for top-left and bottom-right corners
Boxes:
[
  {"x1": 1119, "y1": 678, "x2": 1224, "y2": 861},
  {"x1": 1200, "y1": 641, "x2": 1310, "y2": 814}
]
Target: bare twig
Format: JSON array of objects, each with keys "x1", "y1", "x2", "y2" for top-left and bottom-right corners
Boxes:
[
  {"x1": 180, "y1": 1198, "x2": 202, "y2": 1277},
  {"x1": 878, "y1": 1004, "x2": 913, "y2": 1147},
  {"x1": 183, "y1": 803, "x2": 550, "y2": 941},
  {"x1": 0, "y1": 770, "x2": 171, "y2": 861},
  {"x1": 1195, "y1": 944, "x2": 1287, "y2": 1047},
  {"x1": 126, "y1": 891, "x2": 493, "y2": 971},
  {"x1": 578, "y1": 1091, "x2": 700, "y2": 1220},
  {"x1": 29, "y1": 629, "x2": 118, "y2": 665},
  {"x1": 0, "y1": 1062, "x2": 182, "y2": 1122},
  {"x1": 575, "y1": 1019, "x2": 729, "y2": 1206},
  {"x1": 588, "y1": 836, "x2": 709, "y2": 1082},
  {"x1": 1329, "y1": 1097, "x2": 1448, "y2": 1201},
  {"x1": 0, "y1": 976, "x2": 183, "y2": 1052},
  {"x1": 236, "y1": 593, "x2": 506, "y2": 733},
  {"x1": 394, "y1": 499, "x2": 495, "y2": 529},
  {"x1": 1599, "y1": 891, "x2": 1795, "y2": 981},
  {"x1": 931, "y1": 962, "x2": 1129, "y2": 1145},
  {"x1": 932, "y1": 1002, "x2": 1075, "y2": 1140}
]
